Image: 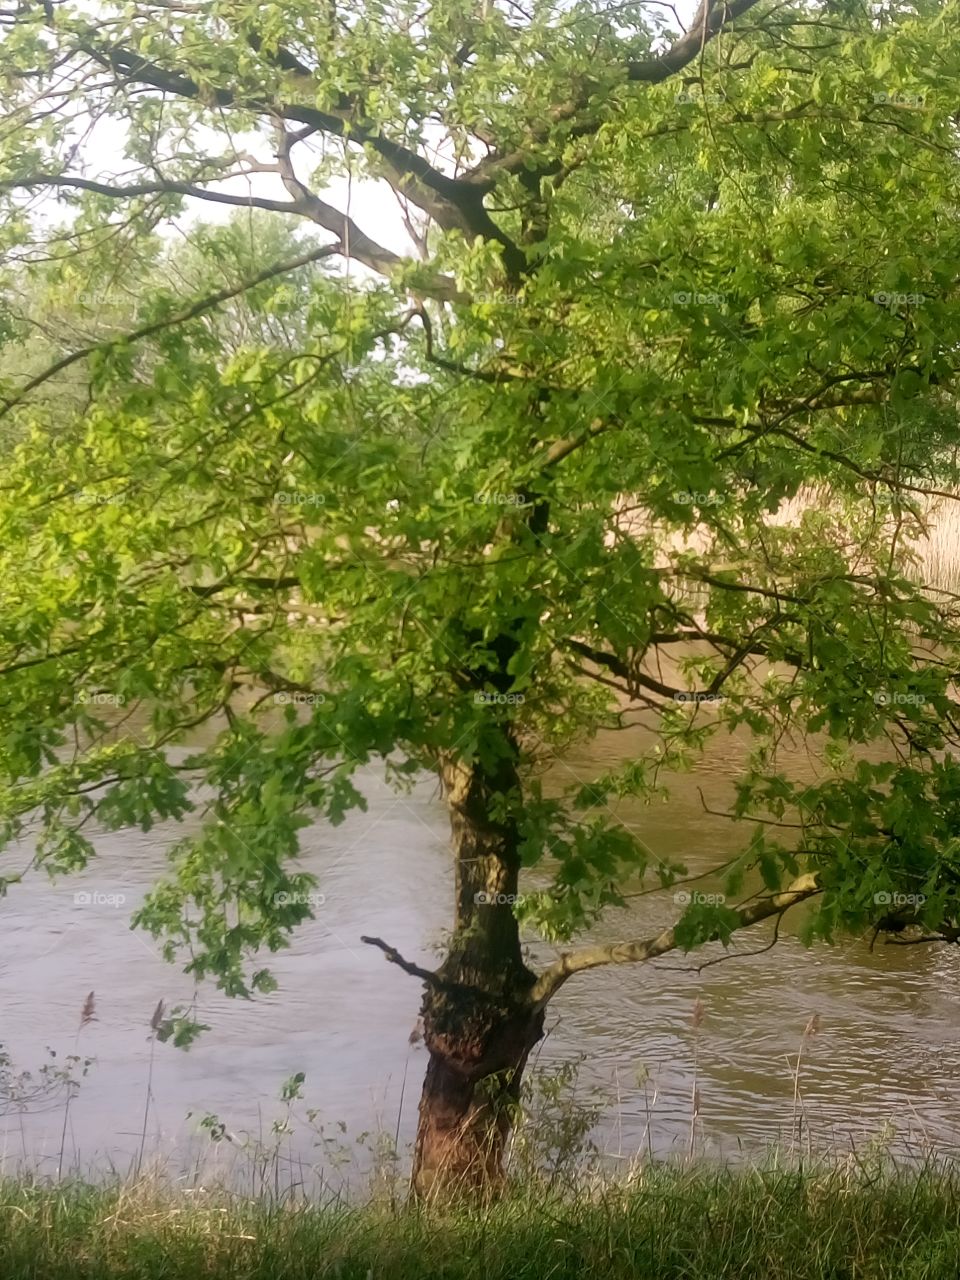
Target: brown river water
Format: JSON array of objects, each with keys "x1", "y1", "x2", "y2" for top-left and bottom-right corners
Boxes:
[{"x1": 3, "y1": 714, "x2": 960, "y2": 1183}]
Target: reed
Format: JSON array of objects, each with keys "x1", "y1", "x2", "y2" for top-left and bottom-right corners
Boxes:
[
  {"x1": 790, "y1": 1012, "x2": 821, "y2": 1159},
  {"x1": 57, "y1": 993, "x2": 96, "y2": 1181}
]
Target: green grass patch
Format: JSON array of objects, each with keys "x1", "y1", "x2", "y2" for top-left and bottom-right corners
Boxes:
[{"x1": 2, "y1": 1161, "x2": 960, "y2": 1279}]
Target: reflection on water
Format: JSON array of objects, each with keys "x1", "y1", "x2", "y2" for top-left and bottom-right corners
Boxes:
[{"x1": 2, "y1": 720, "x2": 960, "y2": 1179}]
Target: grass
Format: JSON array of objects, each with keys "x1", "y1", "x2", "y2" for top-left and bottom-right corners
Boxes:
[{"x1": 3, "y1": 1160, "x2": 960, "y2": 1279}]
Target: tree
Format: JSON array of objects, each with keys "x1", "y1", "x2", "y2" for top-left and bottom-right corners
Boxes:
[{"x1": 3, "y1": 0, "x2": 960, "y2": 1195}]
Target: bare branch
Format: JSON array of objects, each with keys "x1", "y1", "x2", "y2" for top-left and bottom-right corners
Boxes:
[
  {"x1": 2, "y1": 171, "x2": 465, "y2": 300},
  {"x1": 360, "y1": 934, "x2": 443, "y2": 985},
  {"x1": 360, "y1": 935, "x2": 516, "y2": 1008},
  {"x1": 1, "y1": 172, "x2": 304, "y2": 214},
  {"x1": 529, "y1": 873, "x2": 821, "y2": 1007}
]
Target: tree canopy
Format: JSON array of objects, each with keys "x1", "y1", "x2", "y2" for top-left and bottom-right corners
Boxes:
[{"x1": 3, "y1": 0, "x2": 960, "y2": 1184}]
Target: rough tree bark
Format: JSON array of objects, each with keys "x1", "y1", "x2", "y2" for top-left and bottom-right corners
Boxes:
[{"x1": 410, "y1": 751, "x2": 544, "y2": 1197}]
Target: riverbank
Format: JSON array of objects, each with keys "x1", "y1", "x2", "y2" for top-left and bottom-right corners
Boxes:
[{"x1": 2, "y1": 1160, "x2": 959, "y2": 1279}]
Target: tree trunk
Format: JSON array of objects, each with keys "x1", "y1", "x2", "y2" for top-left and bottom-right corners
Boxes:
[
  {"x1": 411, "y1": 752, "x2": 543, "y2": 1197},
  {"x1": 412, "y1": 992, "x2": 543, "y2": 1197}
]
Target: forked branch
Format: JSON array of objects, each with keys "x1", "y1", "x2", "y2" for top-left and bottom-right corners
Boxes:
[{"x1": 529, "y1": 873, "x2": 821, "y2": 1007}]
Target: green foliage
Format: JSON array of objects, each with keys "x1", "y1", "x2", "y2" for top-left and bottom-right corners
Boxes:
[{"x1": 3, "y1": 0, "x2": 960, "y2": 1008}]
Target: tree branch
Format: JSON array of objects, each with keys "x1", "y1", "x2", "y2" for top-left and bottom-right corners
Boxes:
[
  {"x1": 0, "y1": 241, "x2": 341, "y2": 421},
  {"x1": 81, "y1": 37, "x2": 526, "y2": 273},
  {"x1": 565, "y1": 637, "x2": 692, "y2": 701},
  {"x1": 360, "y1": 935, "x2": 444, "y2": 985},
  {"x1": 2, "y1": 172, "x2": 302, "y2": 214},
  {"x1": 529, "y1": 873, "x2": 821, "y2": 1007},
  {"x1": 627, "y1": 0, "x2": 763, "y2": 82},
  {"x1": 464, "y1": 0, "x2": 764, "y2": 183},
  {"x1": 360, "y1": 935, "x2": 515, "y2": 1006},
  {"x1": 2, "y1": 171, "x2": 464, "y2": 300}
]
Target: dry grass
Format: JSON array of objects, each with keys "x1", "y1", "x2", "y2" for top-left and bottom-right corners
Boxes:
[{"x1": 614, "y1": 485, "x2": 960, "y2": 600}]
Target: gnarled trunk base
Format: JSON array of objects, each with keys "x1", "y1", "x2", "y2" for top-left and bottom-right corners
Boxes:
[{"x1": 412, "y1": 988, "x2": 543, "y2": 1197}]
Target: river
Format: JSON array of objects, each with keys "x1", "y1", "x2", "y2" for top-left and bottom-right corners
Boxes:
[{"x1": 3, "y1": 714, "x2": 960, "y2": 1186}]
